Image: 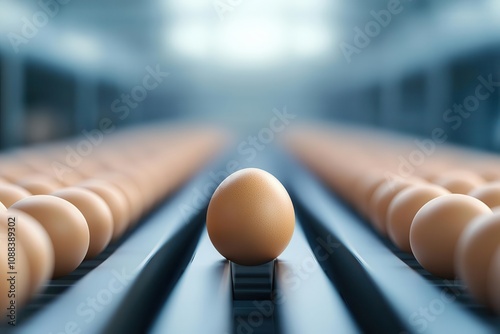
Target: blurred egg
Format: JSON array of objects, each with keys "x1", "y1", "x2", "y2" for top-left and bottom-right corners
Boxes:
[
  {"x1": 96, "y1": 173, "x2": 143, "y2": 225},
  {"x1": 353, "y1": 172, "x2": 386, "y2": 218},
  {"x1": 433, "y1": 170, "x2": 485, "y2": 194},
  {"x1": 52, "y1": 187, "x2": 113, "y2": 259},
  {"x1": 0, "y1": 184, "x2": 32, "y2": 207},
  {"x1": 0, "y1": 229, "x2": 31, "y2": 320},
  {"x1": 387, "y1": 184, "x2": 450, "y2": 253},
  {"x1": 488, "y1": 248, "x2": 500, "y2": 315},
  {"x1": 57, "y1": 171, "x2": 84, "y2": 187},
  {"x1": 410, "y1": 194, "x2": 492, "y2": 278},
  {"x1": 78, "y1": 180, "x2": 130, "y2": 241},
  {"x1": 0, "y1": 209, "x2": 54, "y2": 296},
  {"x1": 17, "y1": 175, "x2": 62, "y2": 195},
  {"x1": 11, "y1": 195, "x2": 89, "y2": 278},
  {"x1": 468, "y1": 182, "x2": 500, "y2": 209},
  {"x1": 0, "y1": 177, "x2": 8, "y2": 183},
  {"x1": 206, "y1": 168, "x2": 295, "y2": 266},
  {"x1": 369, "y1": 177, "x2": 423, "y2": 235},
  {"x1": 455, "y1": 211, "x2": 500, "y2": 306},
  {"x1": 472, "y1": 162, "x2": 500, "y2": 182},
  {"x1": 0, "y1": 162, "x2": 33, "y2": 182}
]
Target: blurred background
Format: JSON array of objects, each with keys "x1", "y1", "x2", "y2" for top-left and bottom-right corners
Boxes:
[{"x1": 0, "y1": 0, "x2": 499, "y2": 150}]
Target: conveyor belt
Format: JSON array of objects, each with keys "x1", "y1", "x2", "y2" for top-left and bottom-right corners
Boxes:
[{"x1": 5, "y1": 151, "x2": 500, "y2": 334}]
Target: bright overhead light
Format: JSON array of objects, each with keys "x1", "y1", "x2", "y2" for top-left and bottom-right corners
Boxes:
[
  {"x1": 0, "y1": 2, "x2": 29, "y2": 31},
  {"x1": 169, "y1": 23, "x2": 211, "y2": 59},
  {"x1": 215, "y1": 19, "x2": 288, "y2": 65},
  {"x1": 165, "y1": 0, "x2": 334, "y2": 67},
  {"x1": 293, "y1": 25, "x2": 332, "y2": 58}
]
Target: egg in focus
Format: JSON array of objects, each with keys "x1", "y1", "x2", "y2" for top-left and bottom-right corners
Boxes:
[{"x1": 206, "y1": 168, "x2": 295, "y2": 266}]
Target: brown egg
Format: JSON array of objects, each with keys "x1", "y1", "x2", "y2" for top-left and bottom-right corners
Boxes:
[
  {"x1": 116, "y1": 167, "x2": 155, "y2": 212},
  {"x1": 0, "y1": 184, "x2": 32, "y2": 207},
  {"x1": 387, "y1": 184, "x2": 450, "y2": 253},
  {"x1": 52, "y1": 187, "x2": 113, "y2": 259},
  {"x1": 433, "y1": 170, "x2": 485, "y2": 194},
  {"x1": 0, "y1": 228, "x2": 31, "y2": 322},
  {"x1": 17, "y1": 175, "x2": 62, "y2": 195},
  {"x1": 75, "y1": 160, "x2": 105, "y2": 178},
  {"x1": 473, "y1": 163, "x2": 500, "y2": 182},
  {"x1": 57, "y1": 171, "x2": 84, "y2": 187},
  {"x1": 77, "y1": 180, "x2": 130, "y2": 241},
  {"x1": 488, "y1": 248, "x2": 500, "y2": 315},
  {"x1": 468, "y1": 182, "x2": 500, "y2": 209},
  {"x1": 369, "y1": 178, "x2": 423, "y2": 235},
  {"x1": 11, "y1": 195, "x2": 90, "y2": 278},
  {"x1": 0, "y1": 209, "x2": 54, "y2": 296},
  {"x1": 410, "y1": 194, "x2": 492, "y2": 278},
  {"x1": 0, "y1": 162, "x2": 33, "y2": 182},
  {"x1": 353, "y1": 172, "x2": 386, "y2": 218},
  {"x1": 206, "y1": 168, "x2": 295, "y2": 266},
  {"x1": 97, "y1": 173, "x2": 144, "y2": 226},
  {"x1": 455, "y1": 211, "x2": 500, "y2": 306}
]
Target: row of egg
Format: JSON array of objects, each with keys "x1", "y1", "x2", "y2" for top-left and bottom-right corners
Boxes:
[
  {"x1": 0, "y1": 123, "x2": 225, "y2": 319},
  {"x1": 287, "y1": 124, "x2": 500, "y2": 314}
]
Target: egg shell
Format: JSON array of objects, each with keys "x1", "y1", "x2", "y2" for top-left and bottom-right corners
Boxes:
[
  {"x1": 77, "y1": 180, "x2": 130, "y2": 241},
  {"x1": 57, "y1": 171, "x2": 84, "y2": 187},
  {"x1": 410, "y1": 194, "x2": 492, "y2": 278},
  {"x1": 455, "y1": 211, "x2": 500, "y2": 306},
  {"x1": 96, "y1": 173, "x2": 143, "y2": 226},
  {"x1": 0, "y1": 163, "x2": 33, "y2": 182},
  {"x1": 52, "y1": 187, "x2": 113, "y2": 259},
  {"x1": 369, "y1": 178, "x2": 423, "y2": 236},
  {"x1": 0, "y1": 209, "x2": 54, "y2": 296},
  {"x1": 17, "y1": 175, "x2": 62, "y2": 195},
  {"x1": 387, "y1": 184, "x2": 450, "y2": 253},
  {"x1": 469, "y1": 182, "x2": 500, "y2": 209},
  {"x1": 11, "y1": 195, "x2": 90, "y2": 278},
  {"x1": 206, "y1": 168, "x2": 295, "y2": 266},
  {"x1": 434, "y1": 171, "x2": 485, "y2": 194},
  {"x1": 353, "y1": 172, "x2": 386, "y2": 218},
  {"x1": 0, "y1": 184, "x2": 32, "y2": 207},
  {"x1": 488, "y1": 248, "x2": 500, "y2": 315}
]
